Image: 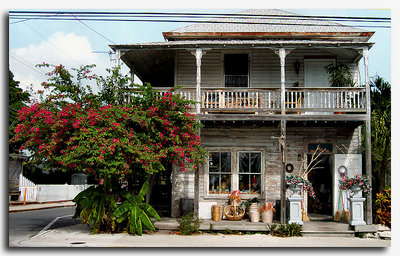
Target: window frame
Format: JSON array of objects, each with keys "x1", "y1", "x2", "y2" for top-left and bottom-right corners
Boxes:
[
  {"x1": 237, "y1": 151, "x2": 263, "y2": 195},
  {"x1": 204, "y1": 148, "x2": 264, "y2": 200},
  {"x1": 207, "y1": 151, "x2": 233, "y2": 195}
]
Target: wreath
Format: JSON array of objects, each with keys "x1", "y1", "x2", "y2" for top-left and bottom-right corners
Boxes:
[{"x1": 285, "y1": 163, "x2": 294, "y2": 173}]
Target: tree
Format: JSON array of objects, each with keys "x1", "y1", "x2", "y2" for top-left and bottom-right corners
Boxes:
[
  {"x1": 370, "y1": 76, "x2": 391, "y2": 193},
  {"x1": 11, "y1": 63, "x2": 207, "y2": 234},
  {"x1": 9, "y1": 69, "x2": 30, "y2": 153}
]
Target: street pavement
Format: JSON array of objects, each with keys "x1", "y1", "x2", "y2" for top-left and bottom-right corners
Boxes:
[
  {"x1": 8, "y1": 201, "x2": 391, "y2": 248},
  {"x1": 15, "y1": 224, "x2": 391, "y2": 247}
]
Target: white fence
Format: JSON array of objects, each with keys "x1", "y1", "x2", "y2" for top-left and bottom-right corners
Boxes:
[
  {"x1": 18, "y1": 174, "x2": 37, "y2": 202},
  {"x1": 18, "y1": 174, "x2": 90, "y2": 203}
]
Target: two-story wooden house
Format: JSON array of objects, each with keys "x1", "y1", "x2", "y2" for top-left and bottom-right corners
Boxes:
[{"x1": 110, "y1": 9, "x2": 374, "y2": 224}]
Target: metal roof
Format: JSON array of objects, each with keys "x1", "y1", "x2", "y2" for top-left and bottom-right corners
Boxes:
[{"x1": 166, "y1": 9, "x2": 369, "y2": 35}]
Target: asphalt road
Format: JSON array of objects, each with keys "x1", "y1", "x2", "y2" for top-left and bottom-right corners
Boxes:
[{"x1": 8, "y1": 206, "x2": 80, "y2": 246}]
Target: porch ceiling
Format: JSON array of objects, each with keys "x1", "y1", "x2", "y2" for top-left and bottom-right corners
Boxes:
[
  {"x1": 114, "y1": 39, "x2": 372, "y2": 83},
  {"x1": 121, "y1": 49, "x2": 175, "y2": 87}
]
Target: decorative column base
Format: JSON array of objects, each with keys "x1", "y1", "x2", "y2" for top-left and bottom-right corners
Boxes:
[
  {"x1": 349, "y1": 197, "x2": 366, "y2": 226},
  {"x1": 288, "y1": 195, "x2": 303, "y2": 225}
]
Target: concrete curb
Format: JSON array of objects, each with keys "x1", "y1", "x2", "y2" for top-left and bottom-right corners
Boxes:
[{"x1": 9, "y1": 201, "x2": 75, "y2": 212}]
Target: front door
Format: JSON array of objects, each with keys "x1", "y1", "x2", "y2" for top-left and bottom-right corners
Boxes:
[
  {"x1": 307, "y1": 154, "x2": 333, "y2": 217},
  {"x1": 304, "y1": 59, "x2": 335, "y2": 113},
  {"x1": 304, "y1": 59, "x2": 335, "y2": 87}
]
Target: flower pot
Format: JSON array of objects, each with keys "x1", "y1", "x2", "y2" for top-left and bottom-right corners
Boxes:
[
  {"x1": 350, "y1": 185, "x2": 363, "y2": 198},
  {"x1": 212, "y1": 205, "x2": 222, "y2": 221},
  {"x1": 261, "y1": 210, "x2": 273, "y2": 224},
  {"x1": 289, "y1": 183, "x2": 303, "y2": 196},
  {"x1": 249, "y1": 210, "x2": 260, "y2": 223}
]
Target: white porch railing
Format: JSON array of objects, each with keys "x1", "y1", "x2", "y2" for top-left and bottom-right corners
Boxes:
[
  {"x1": 132, "y1": 87, "x2": 366, "y2": 114},
  {"x1": 285, "y1": 87, "x2": 366, "y2": 112}
]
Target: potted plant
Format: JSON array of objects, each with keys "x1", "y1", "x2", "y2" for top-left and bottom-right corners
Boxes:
[
  {"x1": 259, "y1": 202, "x2": 275, "y2": 224},
  {"x1": 324, "y1": 63, "x2": 355, "y2": 114},
  {"x1": 285, "y1": 175, "x2": 316, "y2": 199},
  {"x1": 238, "y1": 197, "x2": 260, "y2": 223},
  {"x1": 339, "y1": 174, "x2": 372, "y2": 198}
]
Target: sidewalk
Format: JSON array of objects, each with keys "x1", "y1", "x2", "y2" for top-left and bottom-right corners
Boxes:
[
  {"x1": 9, "y1": 201, "x2": 75, "y2": 212},
  {"x1": 13, "y1": 223, "x2": 391, "y2": 247}
]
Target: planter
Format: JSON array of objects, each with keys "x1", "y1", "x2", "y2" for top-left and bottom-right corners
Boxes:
[
  {"x1": 288, "y1": 183, "x2": 303, "y2": 197},
  {"x1": 249, "y1": 210, "x2": 260, "y2": 223},
  {"x1": 212, "y1": 205, "x2": 222, "y2": 221},
  {"x1": 350, "y1": 185, "x2": 363, "y2": 198},
  {"x1": 261, "y1": 210, "x2": 273, "y2": 224}
]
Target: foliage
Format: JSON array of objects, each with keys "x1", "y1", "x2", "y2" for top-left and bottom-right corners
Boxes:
[
  {"x1": 177, "y1": 212, "x2": 202, "y2": 235},
  {"x1": 238, "y1": 197, "x2": 259, "y2": 211},
  {"x1": 268, "y1": 223, "x2": 302, "y2": 237},
  {"x1": 285, "y1": 175, "x2": 316, "y2": 198},
  {"x1": 370, "y1": 76, "x2": 391, "y2": 192},
  {"x1": 112, "y1": 181, "x2": 161, "y2": 235},
  {"x1": 11, "y1": 63, "x2": 208, "y2": 235},
  {"x1": 11, "y1": 64, "x2": 207, "y2": 180},
  {"x1": 324, "y1": 63, "x2": 355, "y2": 87},
  {"x1": 9, "y1": 70, "x2": 30, "y2": 153},
  {"x1": 374, "y1": 187, "x2": 391, "y2": 227},
  {"x1": 339, "y1": 174, "x2": 372, "y2": 196},
  {"x1": 259, "y1": 202, "x2": 276, "y2": 212},
  {"x1": 72, "y1": 183, "x2": 118, "y2": 234}
]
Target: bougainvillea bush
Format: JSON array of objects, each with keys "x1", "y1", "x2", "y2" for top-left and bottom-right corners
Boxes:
[{"x1": 11, "y1": 63, "x2": 207, "y2": 234}]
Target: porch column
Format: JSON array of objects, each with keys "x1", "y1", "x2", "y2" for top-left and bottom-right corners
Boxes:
[
  {"x1": 190, "y1": 48, "x2": 205, "y2": 219},
  {"x1": 115, "y1": 49, "x2": 121, "y2": 67},
  {"x1": 191, "y1": 48, "x2": 204, "y2": 114},
  {"x1": 363, "y1": 47, "x2": 373, "y2": 224},
  {"x1": 274, "y1": 48, "x2": 290, "y2": 224},
  {"x1": 279, "y1": 48, "x2": 287, "y2": 115}
]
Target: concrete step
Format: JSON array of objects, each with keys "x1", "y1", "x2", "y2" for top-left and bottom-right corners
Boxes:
[{"x1": 154, "y1": 218, "x2": 355, "y2": 237}]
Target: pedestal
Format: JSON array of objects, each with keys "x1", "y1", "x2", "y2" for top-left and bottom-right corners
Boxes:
[
  {"x1": 349, "y1": 197, "x2": 366, "y2": 226},
  {"x1": 288, "y1": 195, "x2": 303, "y2": 225}
]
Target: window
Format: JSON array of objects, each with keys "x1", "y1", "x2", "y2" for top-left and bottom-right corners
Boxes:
[
  {"x1": 238, "y1": 152, "x2": 262, "y2": 194},
  {"x1": 208, "y1": 152, "x2": 232, "y2": 194},
  {"x1": 207, "y1": 150, "x2": 263, "y2": 196},
  {"x1": 224, "y1": 54, "x2": 248, "y2": 87}
]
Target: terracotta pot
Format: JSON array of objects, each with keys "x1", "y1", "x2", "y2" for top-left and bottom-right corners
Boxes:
[{"x1": 261, "y1": 210, "x2": 273, "y2": 224}]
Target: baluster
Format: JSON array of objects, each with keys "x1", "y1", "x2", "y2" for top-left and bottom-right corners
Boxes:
[{"x1": 256, "y1": 92, "x2": 259, "y2": 108}]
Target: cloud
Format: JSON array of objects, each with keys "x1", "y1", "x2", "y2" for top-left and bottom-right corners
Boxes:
[{"x1": 10, "y1": 31, "x2": 113, "y2": 93}]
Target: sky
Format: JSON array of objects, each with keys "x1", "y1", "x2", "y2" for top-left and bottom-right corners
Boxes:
[{"x1": 7, "y1": 4, "x2": 392, "y2": 94}]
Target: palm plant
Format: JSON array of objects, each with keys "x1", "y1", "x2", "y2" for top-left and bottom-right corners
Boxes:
[{"x1": 112, "y1": 181, "x2": 161, "y2": 235}]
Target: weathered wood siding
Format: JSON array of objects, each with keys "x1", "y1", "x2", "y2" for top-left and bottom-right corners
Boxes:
[{"x1": 175, "y1": 48, "x2": 357, "y2": 88}]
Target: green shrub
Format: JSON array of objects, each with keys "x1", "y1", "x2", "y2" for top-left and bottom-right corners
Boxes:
[
  {"x1": 375, "y1": 187, "x2": 391, "y2": 228},
  {"x1": 177, "y1": 212, "x2": 202, "y2": 235},
  {"x1": 268, "y1": 223, "x2": 302, "y2": 237}
]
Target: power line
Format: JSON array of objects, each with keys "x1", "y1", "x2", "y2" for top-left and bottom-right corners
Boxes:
[
  {"x1": 9, "y1": 16, "x2": 391, "y2": 29},
  {"x1": 9, "y1": 53, "x2": 46, "y2": 76},
  {"x1": 72, "y1": 14, "x2": 116, "y2": 44},
  {"x1": 23, "y1": 22, "x2": 80, "y2": 65},
  {"x1": 9, "y1": 10, "x2": 391, "y2": 21}
]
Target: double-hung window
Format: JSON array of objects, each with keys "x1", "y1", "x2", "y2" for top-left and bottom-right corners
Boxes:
[
  {"x1": 207, "y1": 150, "x2": 262, "y2": 196},
  {"x1": 238, "y1": 152, "x2": 262, "y2": 194},
  {"x1": 208, "y1": 152, "x2": 232, "y2": 194}
]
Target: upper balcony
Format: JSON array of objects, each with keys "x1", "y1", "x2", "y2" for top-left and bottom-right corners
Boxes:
[{"x1": 154, "y1": 86, "x2": 367, "y2": 121}]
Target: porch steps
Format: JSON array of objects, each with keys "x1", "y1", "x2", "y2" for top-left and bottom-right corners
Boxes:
[
  {"x1": 302, "y1": 221, "x2": 355, "y2": 237},
  {"x1": 154, "y1": 218, "x2": 355, "y2": 237}
]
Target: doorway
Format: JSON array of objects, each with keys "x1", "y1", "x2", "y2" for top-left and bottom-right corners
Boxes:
[
  {"x1": 224, "y1": 54, "x2": 249, "y2": 87},
  {"x1": 307, "y1": 154, "x2": 333, "y2": 216}
]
